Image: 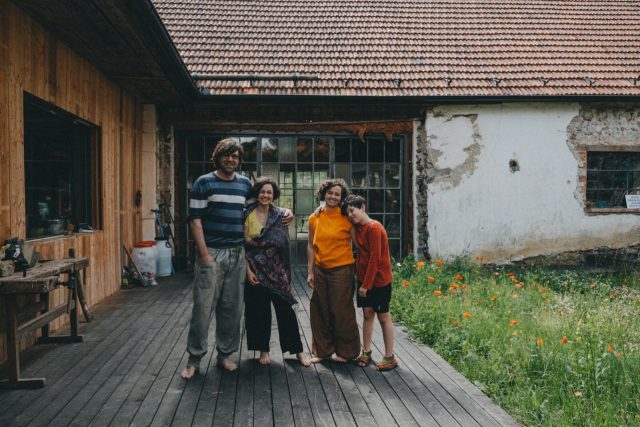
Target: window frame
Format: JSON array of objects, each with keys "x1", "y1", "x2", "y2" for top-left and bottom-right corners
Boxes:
[
  {"x1": 580, "y1": 145, "x2": 640, "y2": 215},
  {"x1": 23, "y1": 93, "x2": 103, "y2": 240}
]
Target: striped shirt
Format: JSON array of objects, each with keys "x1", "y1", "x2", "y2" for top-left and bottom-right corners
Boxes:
[{"x1": 188, "y1": 172, "x2": 252, "y2": 248}]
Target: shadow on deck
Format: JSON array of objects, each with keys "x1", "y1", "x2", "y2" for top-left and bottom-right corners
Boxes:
[{"x1": 0, "y1": 269, "x2": 519, "y2": 426}]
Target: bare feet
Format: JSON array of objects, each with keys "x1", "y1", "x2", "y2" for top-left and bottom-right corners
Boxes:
[
  {"x1": 332, "y1": 355, "x2": 348, "y2": 363},
  {"x1": 181, "y1": 365, "x2": 198, "y2": 379},
  {"x1": 296, "y1": 352, "x2": 311, "y2": 367},
  {"x1": 258, "y1": 352, "x2": 271, "y2": 365},
  {"x1": 309, "y1": 355, "x2": 325, "y2": 364},
  {"x1": 218, "y1": 357, "x2": 238, "y2": 371}
]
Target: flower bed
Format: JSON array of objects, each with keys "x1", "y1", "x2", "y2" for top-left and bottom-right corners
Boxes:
[{"x1": 390, "y1": 257, "x2": 640, "y2": 426}]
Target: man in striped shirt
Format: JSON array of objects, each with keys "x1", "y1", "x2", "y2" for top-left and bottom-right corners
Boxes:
[{"x1": 182, "y1": 138, "x2": 292, "y2": 378}]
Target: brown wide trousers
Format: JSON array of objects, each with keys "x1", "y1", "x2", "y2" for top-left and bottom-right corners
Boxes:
[{"x1": 310, "y1": 264, "x2": 360, "y2": 359}]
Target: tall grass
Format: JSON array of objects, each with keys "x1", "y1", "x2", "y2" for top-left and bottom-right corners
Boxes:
[{"x1": 390, "y1": 257, "x2": 640, "y2": 426}]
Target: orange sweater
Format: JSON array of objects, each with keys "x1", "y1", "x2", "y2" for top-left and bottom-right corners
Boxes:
[{"x1": 309, "y1": 208, "x2": 354, "y2": 269}]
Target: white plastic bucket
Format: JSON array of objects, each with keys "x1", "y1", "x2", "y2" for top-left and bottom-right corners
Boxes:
[
  {"x1": 132, "y1": 241, "x2": 157, "y2": 275},
  {"x1": 155, "y1": 239, "x2": 173, "y2": 277}
]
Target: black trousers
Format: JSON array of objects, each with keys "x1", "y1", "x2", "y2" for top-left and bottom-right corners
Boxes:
[{"x1": 244, "y1": 284, "x2": 303, "y2": 354}]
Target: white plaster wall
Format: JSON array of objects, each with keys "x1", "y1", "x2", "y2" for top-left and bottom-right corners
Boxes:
[
  {"x1": 141, "y1": 104, "x2": 157, "y2": 240},
  {"x1": 424, "y1": 103, "x2": 640, "y2": 263}
]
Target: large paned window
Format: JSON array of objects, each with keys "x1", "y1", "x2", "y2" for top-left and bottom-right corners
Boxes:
[
  {"x1": 24, "y1": 95, "x2": 101, "y2": 239},
  {"x1": 586, "y1": 151, "x2": 640, "y2": 209},
  {"x1": 184, "y1": 134, "x2": 405, "y2": 264}
]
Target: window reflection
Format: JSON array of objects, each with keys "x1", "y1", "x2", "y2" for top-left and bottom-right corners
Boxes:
[
  {"x1": 262, "y1": 137, "x2": 278, "y2": 162},
  {"x1": 297, "y1": 138, "x2": 313, "y2": 162},
  {"x1": 241, "y1": 137, "x2": 258, "y2": 162}
]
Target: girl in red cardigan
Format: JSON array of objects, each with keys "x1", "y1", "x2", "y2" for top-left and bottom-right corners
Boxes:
[{"x1": 344, "y1": 194, "x2": 398, "y2": 371}]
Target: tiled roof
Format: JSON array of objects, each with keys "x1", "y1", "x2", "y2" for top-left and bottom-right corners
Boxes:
[{"x1": 152, "y1": 0, "x2": 640, "y2": 97}]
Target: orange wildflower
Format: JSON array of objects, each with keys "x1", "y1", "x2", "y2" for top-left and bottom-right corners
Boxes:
[
  {"x1": 454, "y1": 273, "x2": 463, "y2": 281},
  {"x1": 435, "y1": 258, "x2": 443, "y2": 266},
  {"x1": 510, "y1": 319, "x2": 519, "y2": 326},
  {"x1": 433, "y1": 290, "x2": 442, "y2": 297},
  {"x1": 610, "y1": 291, "x2": 618, "y2": 298},
  {"x1": 490, "y1": 295, "x2": 497, "y2": 302},
  {"x1": 590, "y1": 283, "x2": 597, "y2": 289},
  {"x1": 415, "y1": 261, "x2": 426, "y2": 270},
  {"x1": 561, "y1": 337, "x2": 568, "y2": 344},
  {"x1": 536, "y1": 337, "x2": 544, "y2": 346},
  {"x1": 615, "y1": 352, "x2": 622, "y2": 358},
  {"x1": 449, "y1": 288, "x2": 457, "y2": 294},
  {"x1": 607, "y1": 345, "x2": 614, "y2": 352},
  {"x1": 401, "y1": 281, "x2": 410, "y2": 287},
  {"x1": 428, "y1": 275, "x2": 436, "y2": 283},
  {"x1": 461, "y1": 283, "x2": 468, "y2": 289},
  {"x1": 449, "y1": 282, "x2": 459, "y2": 289},
  {"x1": 463, "y1": 312, "x2": 471, "y2": 318}
]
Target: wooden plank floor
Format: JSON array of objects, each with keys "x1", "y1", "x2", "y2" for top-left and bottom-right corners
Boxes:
[{"x1": 0, "y1": 269, "x2": 519, "y2": 426}]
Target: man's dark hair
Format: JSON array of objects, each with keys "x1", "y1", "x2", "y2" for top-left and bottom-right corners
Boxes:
[
  {"x1": 316, "y1": 178, "x2": 350, "y2": 202},
  {"x1": 211, "y1": 138, "x2": 244, "y2": 169},
  {"x1": 251, "y1": 176, "x2": 280, "y2": 200},
  {"x1": 343, "y1": 194, "x2": 366, "y2": 209}
]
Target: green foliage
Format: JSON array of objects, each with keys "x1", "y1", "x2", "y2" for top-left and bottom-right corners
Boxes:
[{"x1": 391, "y1": 257, "x2": 640, "y2": 427}]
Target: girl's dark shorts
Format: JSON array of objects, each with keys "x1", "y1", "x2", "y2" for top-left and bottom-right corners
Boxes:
[{"x1": 356, "y1": 283, "x2": 392, "y2": 313}]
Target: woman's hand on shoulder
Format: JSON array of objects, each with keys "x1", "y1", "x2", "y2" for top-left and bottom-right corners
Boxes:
[
  {"x1": 312, "y1": 205, "x2": 325, "y2": 217},
  {"x1": 281, "y1": 208, "x2": 294, "y2": 226}
]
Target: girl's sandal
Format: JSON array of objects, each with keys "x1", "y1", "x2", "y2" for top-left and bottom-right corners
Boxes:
[
  {"x1": 356, "y1": 350, "x2": 372, "y2": 367},
  {"x1": 376, "y1": 355, "x2": 398, "y2": 371}
]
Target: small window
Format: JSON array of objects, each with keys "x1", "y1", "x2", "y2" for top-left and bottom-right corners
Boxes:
[
  {"x1": 24, "y1": 95, "x2": 101, "y2": 239},
  {"x1": 586, "y1": 151, "x2": 640, "y2": 209}
]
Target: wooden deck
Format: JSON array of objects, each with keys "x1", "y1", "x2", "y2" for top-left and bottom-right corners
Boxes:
[{"x1": 0, "y1": 269, "x2": 519, "y2": 426}]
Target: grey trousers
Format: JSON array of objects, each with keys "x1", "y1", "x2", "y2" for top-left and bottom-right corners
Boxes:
[{"x1": 186, "y1": 246, "x2": 246, "y2": 364}]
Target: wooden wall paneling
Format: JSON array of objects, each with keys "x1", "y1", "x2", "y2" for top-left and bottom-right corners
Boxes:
[
  {"x1": 0, "y1": 2, "x2": 144, "y2": 365},
  {"x1": 0, "y1": 0, "x2": 7, "y2": 362},
  {"x1": 28, "y1": 18, "x2": 44, "y2": 98},
  {"x1": 0, "y1": 0, "x2": 11, "y2": 239}
]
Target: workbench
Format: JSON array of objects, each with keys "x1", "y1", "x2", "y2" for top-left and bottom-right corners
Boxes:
[{"x1": 0, "y1": 257, "x2": 89, "y2": 389}]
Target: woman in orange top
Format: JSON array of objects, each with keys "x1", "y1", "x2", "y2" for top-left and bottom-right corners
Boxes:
[{"x1": 307, "y1": 179, "x2": 360, "y2": 363}]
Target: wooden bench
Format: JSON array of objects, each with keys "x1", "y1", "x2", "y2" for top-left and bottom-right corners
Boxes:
[{"x1": 0, "y1": 257, "x2": 89, "y2": 389}]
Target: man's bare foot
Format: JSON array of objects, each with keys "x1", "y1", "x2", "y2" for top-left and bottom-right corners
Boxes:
[
  {"x1": 297, "y1": 352, "x2": 311, "y2": 367},
  {"x1": 218, "y1": 357, "x2": 238, "y2": 371},
  {"x1": 332, "y1": 355, "x2": 348, "y2": 363},
  {"x1": 258, "y1": 352, "x2": 271, "y2": 365},
  {"x1": 181, "y1": 365, "x2": 198, "y2": 379},
  {"x1": 309, "y1": 355, "x2": 325, "y2": 364}
]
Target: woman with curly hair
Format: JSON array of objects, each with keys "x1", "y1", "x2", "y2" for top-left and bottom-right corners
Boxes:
[
  {"x1": 307, "y1": 178, "x2": 360, "y2": 363},
  {"x1": 244, "y1": 177, "x2": 310, "y2": 366}
]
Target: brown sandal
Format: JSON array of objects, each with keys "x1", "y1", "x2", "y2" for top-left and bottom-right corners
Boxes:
[
  {"x1": 356, "y1": 350, "x2": 372, "y2": 367},
  {"x1": 376, "y1": 355, "x2": 398, "y2": 371}
]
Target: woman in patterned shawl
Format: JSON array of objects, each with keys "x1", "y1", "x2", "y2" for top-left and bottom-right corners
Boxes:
[{"x1": 244, "y1": 177, "x2": 311, "y2": 366}]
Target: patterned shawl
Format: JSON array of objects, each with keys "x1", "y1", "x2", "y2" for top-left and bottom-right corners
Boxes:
[{"x1": 244, "y1": 204, "x2": 296, "y2": 305}]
